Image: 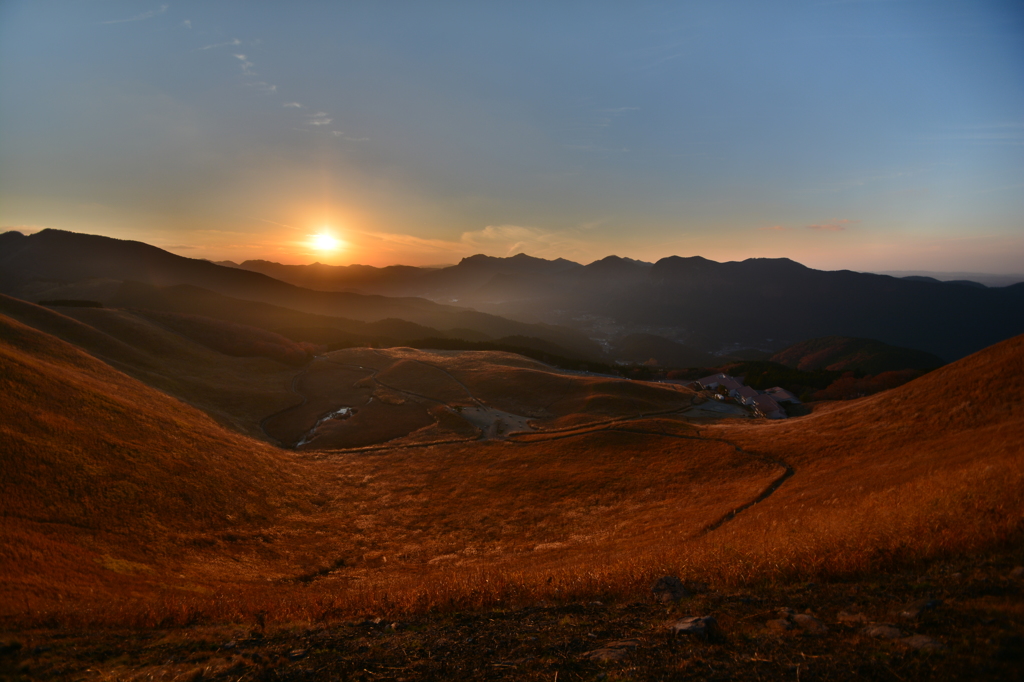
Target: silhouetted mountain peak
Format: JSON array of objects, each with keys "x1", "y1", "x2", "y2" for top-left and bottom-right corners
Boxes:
[
  {"x1": 651, "y1": 254, "x2": 812, "y2": 281},
  {"x1": 738, "y1": 256, "x2": 808, "y2": 270},
  {"x1": 455, "y1": 253, "x2": 582, "y2": 274},
  {"x1": 582, "y1": 255, "x2": 653, "y2": 278}
]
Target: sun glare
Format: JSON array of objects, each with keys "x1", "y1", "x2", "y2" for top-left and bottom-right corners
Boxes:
[{"x1": 310, "y1": 232, "x2": 342, "y2": 252}]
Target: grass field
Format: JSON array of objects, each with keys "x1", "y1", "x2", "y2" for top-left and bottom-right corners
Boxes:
[{"x1": 1, "y1": 300, "x2": 1022, "y2": 679}]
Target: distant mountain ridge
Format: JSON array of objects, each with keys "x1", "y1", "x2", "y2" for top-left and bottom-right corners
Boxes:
[
  {"x1": 769, "y1": 336, "x2": 945, "y2": 374},
  {"x1": 879, "y1": 270, "x2": 1024, "y2": 288},
  {"x1": 5, "y1": 229, "x2": 1024, "y2": 363},
  {"x1": 0, "y1": 230, "x2": 601, "y2": 358}
]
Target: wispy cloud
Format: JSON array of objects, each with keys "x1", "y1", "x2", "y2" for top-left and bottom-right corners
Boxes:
[
  {"x1": 797, "y1": 164, "x2": 938, "y2": 194},
  {"x1": 307, "y1": 112, "x2": 332, "y2": 126},
  {"x1": 459, "y1": 224, "x2": 595, "y2": 259},
  {"x1": 248, "y1": 81, "x2": 277, "y2": 93},
  {"x1": 257, "y1": 219, "x2": 300, "y2": 231},
  {"x1": 807, "y1": 218, "x2": 860, "y2": 231},
  {"x1": 283, "y1": 102, "x2": 303, "y2": 108},
  {"x1": 199, "y1": 38, "x2": 241, "y2": 50},
  {"x1": 233, "y1": 54, "x2": 255, "y2": 75},
  {"x1": 759, "y1": 225, "x2": 792, "y2": 232},
  {"x1": 101, "y1": 4, "x2": 167, "y2": 24},
  {"x1": 331, "y1": 131, "x2": 369, "y2": 141},
  {"x1": 182, "y1": 20, "x2": 191, "y2": 29},
  {"x1": 922, "y1": 124, "x2": 1024, "y2": 145}
]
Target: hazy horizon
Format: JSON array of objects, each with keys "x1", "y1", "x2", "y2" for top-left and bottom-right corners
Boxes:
[{"x1": 2, "y1": 1, "x2": 1022, "y2": 272}]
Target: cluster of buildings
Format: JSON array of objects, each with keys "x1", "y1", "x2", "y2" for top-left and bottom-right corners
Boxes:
[{"x1": 690, "y1": 373, "x2": 800, "y2": 419}]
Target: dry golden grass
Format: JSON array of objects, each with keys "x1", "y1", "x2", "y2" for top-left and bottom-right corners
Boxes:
[
  {"x1": 1, "y1": 307, "x2": 1021, "y2": 630},
  {"x1": 0, "y1": 294, "x2": 299, "y2": 438},
  {"x1": 0, "y1": 312, "x2": 323, "y2": 621},
  {"x1": 265, "y1": 346, "x2": 696, "y2": 448}
]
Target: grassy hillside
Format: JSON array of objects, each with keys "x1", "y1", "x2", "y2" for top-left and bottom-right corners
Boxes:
[
  {"x1": 701, "y1": 332, "x2": 1024, "y2": 580},
  {"x1": 0, "y1": 294, "x2": 300, "y2": 438},
  {"x1": 770, "y1": 335, "x2": 945, "y2": 373},
  {"x1": 0, "y1": 313, "x2": 320, "y2": 621},
  {"x1": 0, "y1": 309, "x2": 1020, "y2": 638}
]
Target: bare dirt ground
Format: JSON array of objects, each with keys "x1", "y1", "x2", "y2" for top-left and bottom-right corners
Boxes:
[{"x1": 4, "y1": 548, "x2": 1022, "y2": 681}]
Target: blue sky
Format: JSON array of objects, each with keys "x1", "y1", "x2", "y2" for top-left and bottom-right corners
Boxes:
[{"x1": 1, "y1": 0, "x2": 1022, "y2": 271}]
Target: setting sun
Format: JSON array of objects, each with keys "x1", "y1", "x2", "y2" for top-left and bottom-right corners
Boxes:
[{"x1": 310, "y1": 232, "x2": 342, "y2": 252}]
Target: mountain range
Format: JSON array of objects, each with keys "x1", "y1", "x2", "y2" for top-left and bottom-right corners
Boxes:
[
  {"x1": 4, "y1": 229, "x2": 1024, "y2": 363},
  {"x1": 226, "y1": 249, "x2": 1024, "y2": 362}
]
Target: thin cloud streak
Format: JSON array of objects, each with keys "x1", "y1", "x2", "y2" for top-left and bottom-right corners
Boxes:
[
  {"x1": 199, "y1": 39, "x2": 241, "y2": 50},
  {"x1": 807, "y1": 219, "x2": 860, "y2": 232},
  {"x1": 101, "y1": 4, "x2": 168, "y2": 24}
]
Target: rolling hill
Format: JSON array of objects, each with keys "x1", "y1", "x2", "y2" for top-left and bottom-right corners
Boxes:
[
  {"x1": 219, "y1": 248, "x2": 1024, "y2": 362},
  {"x1": 2, "y1": 292, "x2": 1021, "y2": 632},
  {"x1": 769, "y1": 335, "x2": 945, "y2": 373},
  {"x1": 0, "y1": 311, "x2": 323, "y2": 619},
  {"x1": 0, "y1": 230, "x2": 601, "y2": 358}
]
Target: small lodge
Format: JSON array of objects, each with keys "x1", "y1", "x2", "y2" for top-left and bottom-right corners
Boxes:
[{"x1": 692, "y1": 373, "x2": 800, "y2": 420}]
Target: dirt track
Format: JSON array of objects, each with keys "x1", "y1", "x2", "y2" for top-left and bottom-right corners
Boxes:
[{"x1": 265, "y1": 348, "x2": 796, "y2": 538}]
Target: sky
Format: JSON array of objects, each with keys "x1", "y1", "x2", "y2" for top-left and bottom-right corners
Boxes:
[{"x1": 1, "y1": 1, "x2": 1022, "y2": 272}]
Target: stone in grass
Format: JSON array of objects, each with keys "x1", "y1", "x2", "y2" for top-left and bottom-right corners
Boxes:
[
  {"x1": 767, "y1": 618, "x2": 796, "y2": 633},
  {"x1": 862, "y1": 625, "x2": 905, "y2": 640},
  {"x1": 900, "y1": 634, "x2": 944, "y2": 651},
  {"x1": 670, "y1": 616, "x2": 723, "y2": 641},
  {"x1": 899, "y1": 598, "x2": 943, "y2": 620},
  {"x1": 652, "y1": 575, "x2": 690, "y2": 603},
  {"x1": 287, "y1": 649, "x2": 308, "y2": 660},
  {"x1": 792, "y1": 613, "x2": 829, "y2": 635}
]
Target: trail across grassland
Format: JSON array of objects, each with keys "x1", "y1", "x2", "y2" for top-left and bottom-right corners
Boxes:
[{"x1": 270, "y1": 351, "x2": 796, "y2": 534}]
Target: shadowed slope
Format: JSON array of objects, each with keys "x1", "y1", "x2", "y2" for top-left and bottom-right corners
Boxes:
[
  {"x1": 770, "y1": 335, "x2": 944, "y2": 373},
  {"x1": 0, "y1": 312, "x2": 317, "y2": 529},
  {"x1": 0, "y1": 293, "x2": 300, "y2": 438},
  {"x1": 0, "y1": 312, "x2": 317, "y2": 616}
]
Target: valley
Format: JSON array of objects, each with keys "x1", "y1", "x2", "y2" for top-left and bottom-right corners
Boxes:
[
  {"x1": 5, "y1": 3, "x2": 1023, "y2": 677},
  {"x1": 0, "y1": 233, "x2": 1021, "y2": 680}
]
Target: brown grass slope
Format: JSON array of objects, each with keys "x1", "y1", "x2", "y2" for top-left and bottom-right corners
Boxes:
[
  {"x1": 1, "y1": 322, "x2": 1021, "y2": 629},
  {"x1": 0, "y1": 313, "x2": 318, "y2": 618},
  {"x1": 699, "y1": 332, "x2": 1024, "y2": 581},
  {"x1": 0, "y1": 294, "x2": 300, "y2": 438}
]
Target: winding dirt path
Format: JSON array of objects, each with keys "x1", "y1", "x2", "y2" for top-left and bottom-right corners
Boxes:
[{"x1": 265, "y1": 350, "x2": 796, "y2": 535}]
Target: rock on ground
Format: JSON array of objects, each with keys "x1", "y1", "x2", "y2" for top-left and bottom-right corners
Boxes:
[
  {"x1": 670, "y1": 616, "x2": 722, "y2": 641},
  {"x1": 863, "y1": 625, "x2": 905, "y2": 640},
  {"x1": 792, "y1": 613, "x2": 829, "y2": 635},
  {"x1": 901, "y1": 634, "x2": 944, "y2": 651}
]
